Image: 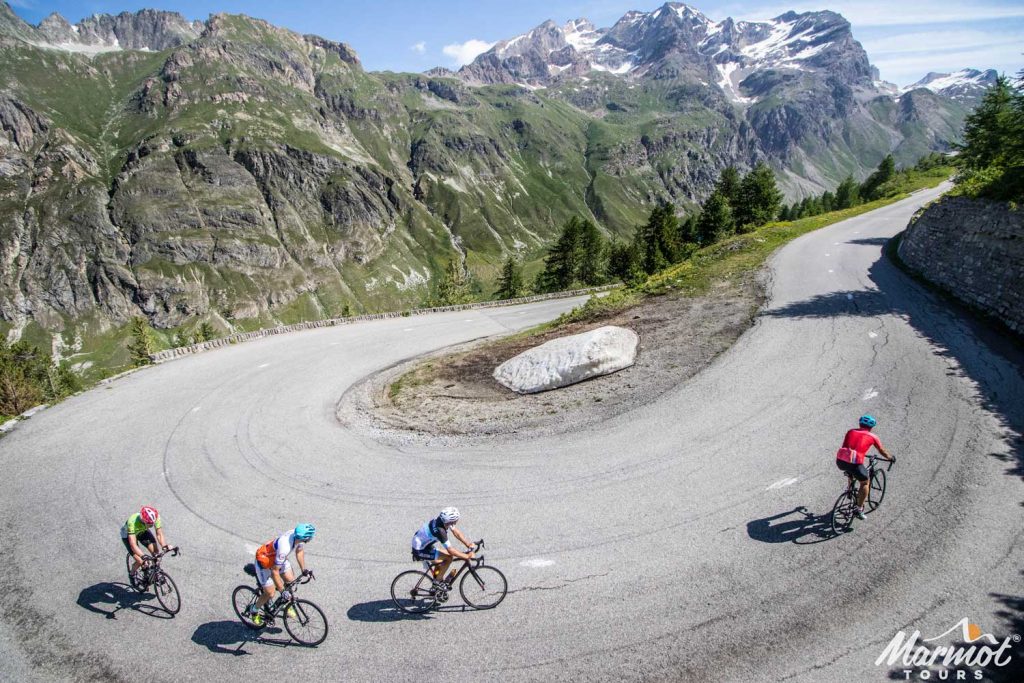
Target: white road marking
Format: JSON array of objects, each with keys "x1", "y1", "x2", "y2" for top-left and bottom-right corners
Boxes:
[
  {"x1": 258, "y1": 363, "x2": 270, "y2": 368},
  {"x1": 766, "y1": 477, "x2": 800, "y2": 490},
  {"x1": 520, "y1": 558, "x2": 555, "y2": 568},
  {"x1": 868, "y1": 331, "x2": 878, "y2": 338},
  {"x1": 863, "y1": 388, "x2": 879, "y2": 400},
  {"x1": 464, "y1": 319, "x2": 475, "y2": 322}
]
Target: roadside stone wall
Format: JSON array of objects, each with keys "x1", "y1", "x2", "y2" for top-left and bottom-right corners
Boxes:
[
  {"x1": 149, "y1": 285, "x2": 620, "y2": 363},
  {"x1": 899, "y1": 196, "x2": 1024, "y2": 335}
]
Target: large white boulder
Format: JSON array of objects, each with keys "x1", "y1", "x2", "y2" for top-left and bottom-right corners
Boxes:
[{"x1": 493, "y1": 325, "x2": 639, "y2": 394}]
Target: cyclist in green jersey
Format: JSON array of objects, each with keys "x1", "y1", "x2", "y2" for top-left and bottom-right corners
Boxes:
[{"x1": 121, "y1": 505, "x2": 174, "y2": 582}]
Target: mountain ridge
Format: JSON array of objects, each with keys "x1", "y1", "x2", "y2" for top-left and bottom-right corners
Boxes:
[{"x1": 0, "y1": 1, "x2": 986, "y2": 374}]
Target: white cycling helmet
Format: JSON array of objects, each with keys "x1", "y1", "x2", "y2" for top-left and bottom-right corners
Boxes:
[{"x1": 439, "y1": 507, "x2": 460, "y2": 525}]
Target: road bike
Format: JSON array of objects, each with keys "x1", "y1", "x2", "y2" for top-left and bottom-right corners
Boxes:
[
  {"x1": 831, "y1": 454, "x2": 894, "y2": 534},
  {"x1": 232, "y1": 566, "x2": 328, "y2": 646},
  {"x1": 125, "y1": 546, "x2": 181, "y2": 615},
  {"x1": 391, "y1": 539, "x2": 507, "y2": 614}
]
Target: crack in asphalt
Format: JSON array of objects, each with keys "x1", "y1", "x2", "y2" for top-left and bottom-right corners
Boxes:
[{"x1": 505, "y1": 572, "x2": 610, "y2": 595}]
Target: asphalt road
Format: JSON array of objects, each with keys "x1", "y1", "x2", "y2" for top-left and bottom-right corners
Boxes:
[{"x1": 1, "y1": 182, "x2": 1022, "y2": 682}]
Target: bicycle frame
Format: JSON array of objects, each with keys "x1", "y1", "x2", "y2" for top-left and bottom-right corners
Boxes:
[{"x1": 251, "y1": 573, "x2": 314, "y2": 620}]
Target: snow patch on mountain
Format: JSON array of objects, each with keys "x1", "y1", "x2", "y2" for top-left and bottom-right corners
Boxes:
[
  {"x1": 716, "y1": 61, "x2": 755, "y2": 103},
  {"x1": 903, "y1": 69, "x2": 997, "y2": 100}
]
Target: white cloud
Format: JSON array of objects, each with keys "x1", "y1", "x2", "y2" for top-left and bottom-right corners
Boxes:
[
  {"x1": 410, "y1": 41, "x2": 426, "y2": 54},
  {"x1": 7, "y1": 0, "x2": 34, "y2": 7},
  {"x1": 442, "y1": 38, "x2": 495, "y2": 66}
]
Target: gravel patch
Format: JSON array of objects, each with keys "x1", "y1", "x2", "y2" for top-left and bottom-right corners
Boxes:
[{"x1": 337, "y1": 277, "x2": 764, "y2": 448}]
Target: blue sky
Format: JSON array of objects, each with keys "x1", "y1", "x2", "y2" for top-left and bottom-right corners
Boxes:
[{"x1": 9, "y1": 0, "x2": 1024, "y2": 85}]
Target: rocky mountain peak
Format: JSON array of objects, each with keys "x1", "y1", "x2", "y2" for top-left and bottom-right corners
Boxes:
[
  {"x1": 5, "y1": 4, "x2": 200, "y2": 54},
  {"x1": 457, "y1": 3, "x2": 872, "y2": 99}
]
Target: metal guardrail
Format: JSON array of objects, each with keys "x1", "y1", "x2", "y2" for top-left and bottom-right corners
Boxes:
[{"x1": 149, "y1": 285, "x2": 621, "y2": 363}]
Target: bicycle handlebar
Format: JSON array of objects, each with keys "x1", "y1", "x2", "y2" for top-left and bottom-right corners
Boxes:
[
  {"x1": 143, "y1": 546, "x2": 179, "y2": 563},
  {"x1": 286, "y1": 571, "x2": 315, "y2": 589}
]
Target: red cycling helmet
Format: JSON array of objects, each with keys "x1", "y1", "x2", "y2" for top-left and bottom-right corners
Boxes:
[{"x1": 139, "y1": 506, "x2": 159, "y2": 525}]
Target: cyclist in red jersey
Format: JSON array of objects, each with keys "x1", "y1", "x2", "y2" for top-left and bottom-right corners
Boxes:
[{"x1": 835, "y1": 415, "x2": 895, "y2": 519}]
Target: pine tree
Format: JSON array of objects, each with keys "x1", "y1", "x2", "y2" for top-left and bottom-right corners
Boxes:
[
  {"x1": 679, "y1": 213, "x2": 700, "y2": 245},
  {"x1": 607, "y1": 240, "x2": 644, "y2": 285},
  {"x1": 821, "y1": 191, "x2": 836, "y2": 213},
  {"x1": 577, "y1": 219, "x2": 607, "y2": 285},
  {"x1": 696, "y1": 191, "x2": 734, "y2": 245},
  {"x1": 636, "y1": 203, "x2": 680, "y2": 274},
  {"x1": 835, "y1": 175, "x2": 860, "y2": 209},
  {"x1": 494, "y1": 256, "x2": 525, "y2": 299},
  {"x1": 735, "y1": 163, "x2": 783, "y2": 230},
  {"x1": 715, "y1": 166, "x2": 742, "y2": 207},
  {"x1": 127, "y1": 317, "x2": 155, "y2": 366},
  {"x1": 537, "y1": 217, "x2": 585, "y2": 292},
  {"x1": 428, "y1": 258, "x2": 471, "y2": 305},
  {"x1": 861, "y1": 154, "x2": 896, "y2": 200},
  {"x1": 954, "y1": 74, "x2": 1024, "y2": 201},
  {"x1": 957, "y1": 75, "x2": 1016, "y2": 171}
]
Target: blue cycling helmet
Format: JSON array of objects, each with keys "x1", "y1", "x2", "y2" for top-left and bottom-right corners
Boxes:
[
  {"x1": 859, "y1": 414, "x2": 877, "y2": 428},
  {"x1": 294, "y1": 523, "x2": 316, "y2": 541}
]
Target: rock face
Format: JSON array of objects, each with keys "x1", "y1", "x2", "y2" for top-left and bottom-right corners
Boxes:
[
  {"x1": 493, "y1": 325, "x2": 640, "y2": 393},
  {"x1": 899, "y1": 197, "x2": 1024, "y2": 335}
]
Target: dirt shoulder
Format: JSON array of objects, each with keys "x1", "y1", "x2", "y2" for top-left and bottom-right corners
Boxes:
[{"x1": 337, "y1": 275, "x2": 763, "y2": 446}]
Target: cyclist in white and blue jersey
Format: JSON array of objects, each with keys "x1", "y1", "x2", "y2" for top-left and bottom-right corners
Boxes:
[{"x1": 411, "y1": 507, "x2": 476, "y2": 583}]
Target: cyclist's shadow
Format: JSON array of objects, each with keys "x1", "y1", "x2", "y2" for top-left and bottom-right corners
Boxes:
[
  {"x1": 190, "y1": 620, "x2": 295, "y2": 655},
  {"x1": 746, "y1": 506, "x2": 837, "y2": 544},
  {"x1": 76, "y1": 582, "x2": 173, "y2": 620},
  {"x1": 347, "y1": 599, "x2": 472, "y2": 622}
]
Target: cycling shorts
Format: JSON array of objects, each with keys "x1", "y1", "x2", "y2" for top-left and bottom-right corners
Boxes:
[
  {"x1": 121, "y1": 529, "x2": 156, "y2": 553},
  {"x1": 836, "y1": 458, "x2": 869, "y2": 482},
  {"x1": 412, "y1": 544, "x2": 440, "y2": 562},
  {"x1": 254, "y1": 558, "x2": 292, "y2": 588}
]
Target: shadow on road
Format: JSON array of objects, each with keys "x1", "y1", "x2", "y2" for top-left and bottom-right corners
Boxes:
[
  {"x1": 347, "y1": 599, "x2": 477, "y2": 622},
  {"x1": 191, "y1": 620, "x2": 294, "y2": 655},
  {"x1": 746, "y1": 506, "x2": 835, "y2": 545},
  {"x1": 766, "y1": 233, "x2": 1024, "y2": 673},
  {"x1": 846, "y1": 237, "x2": 891, "y2": 247},
  {"x1": 76, "y1": 582, "x2": 173, "y2": 620},
  {"x1": 347, "y1": 599, "x2": 433, "y2": 622}
]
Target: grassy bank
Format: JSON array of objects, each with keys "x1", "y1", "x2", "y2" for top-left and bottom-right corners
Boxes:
[{"x1": 546, "y1": 169, "x2": 952, "y2": 330}]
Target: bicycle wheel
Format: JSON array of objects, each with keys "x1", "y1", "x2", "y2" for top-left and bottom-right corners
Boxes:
[
  {"x1": 232, "y1": 585, "x2": 264, "y2": 630},
  {"x1": 284, "y1": 599, "x2": 329, "y2": 647},
  {"x1": 391, "y1": 570, "x2": 438, "y2": 614},
  {"x1": 153, "y1": 571, "x2": 181, "y2": 615},
  {"x1": 460, "y1": 565, "x2": 508, "y2": 609},
  {"x1": 867, "y1": 468, "x2": 887, "y2": 511},
  {"x1": 831, "y1": 492, "x2": 856, "y2": 534}
]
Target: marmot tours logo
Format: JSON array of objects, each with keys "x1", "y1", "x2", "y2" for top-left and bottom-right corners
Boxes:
[{"x1": 877, "y1": 618, "x2": 1019, "y2": 680}]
